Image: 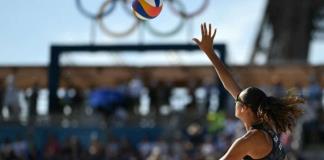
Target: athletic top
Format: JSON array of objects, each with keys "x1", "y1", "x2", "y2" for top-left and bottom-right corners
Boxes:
[{"x1": 243, "y1": 123, "x2": 286, "y2": 160}]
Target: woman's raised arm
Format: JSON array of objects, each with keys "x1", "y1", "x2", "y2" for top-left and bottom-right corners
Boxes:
[{"x1": 193, "y1": 23, "x2": 241, "y2": 98}]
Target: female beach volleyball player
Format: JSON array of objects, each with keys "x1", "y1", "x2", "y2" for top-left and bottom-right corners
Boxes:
[{"x1": 193, "y1": 23, "x2": 304, "y2": 160}]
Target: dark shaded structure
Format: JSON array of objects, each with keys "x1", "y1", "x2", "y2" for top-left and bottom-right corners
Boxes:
[
  {"x1": 49, "y1": 44, "x2": 226, "y2": 113},
  {"x1": 250, "y1": 0, "x2": 324, "y2": 64}
]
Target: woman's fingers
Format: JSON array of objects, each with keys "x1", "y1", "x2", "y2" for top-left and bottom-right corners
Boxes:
[
  {"x1": 192, "y1": 38, "x2": 200, "y2": 45},
  {"x1": 199, "y1": 22, "x2": 216, "y2": 40},
  {"x1": 212, "y1": 28, "x2": 217, "y2": 39},
  {"x1": 202, "y1": 22, "x2": 215, "y2": 38},
  {"x1": 201, "y1": 24, "x2": 205, "y2": 36},
  {"x1": 203, "y1": 23, "x2": 207, "y2": 36}
]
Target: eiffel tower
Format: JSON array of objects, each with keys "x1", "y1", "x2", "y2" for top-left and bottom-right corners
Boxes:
[{"x1": 250, "y1": 0, "x2": 324, "y2": 64}]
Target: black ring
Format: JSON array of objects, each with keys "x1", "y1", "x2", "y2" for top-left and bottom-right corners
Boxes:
[
  {"x1": 76, "y1": 0, "x2": 116, "y2": 19},
  {"x1": 97, "y1": 0, "x2": 140, "y2": 37},
  {"x1": 144, "y1": 0, "x2": 185, "y2": 37}
]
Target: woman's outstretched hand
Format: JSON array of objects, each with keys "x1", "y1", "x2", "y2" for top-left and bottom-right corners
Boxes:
[
  {"x1": 192, "y1": 23, "x2": 241, "y2": 99},
  {"x1": 192, "y1": 23, "x2": 217, "y2": 54}
]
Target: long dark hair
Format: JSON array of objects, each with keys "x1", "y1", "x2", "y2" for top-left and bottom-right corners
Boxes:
[{"x1": 240, "y1": 87, "x2": 304, "y2": 133}]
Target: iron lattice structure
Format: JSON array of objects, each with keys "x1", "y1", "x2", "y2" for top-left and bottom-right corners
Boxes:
[{"x1": 250, "y1": 0, "x2": 324, "y2": 64}]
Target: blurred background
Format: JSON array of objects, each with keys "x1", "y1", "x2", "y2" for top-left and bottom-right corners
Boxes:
[{"x1": 0, "y1": 0, "x2": 324, "y2": 159}]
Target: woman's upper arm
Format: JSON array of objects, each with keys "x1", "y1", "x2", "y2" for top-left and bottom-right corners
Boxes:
[{"x1": 229, "y1": 85, "x2": 242, "y2": 99}]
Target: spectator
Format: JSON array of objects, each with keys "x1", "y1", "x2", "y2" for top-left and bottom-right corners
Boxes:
[
  {"x1": 105, "y1": 138, "x2": 120, "y2": 160},
  {"x1": 169, "y1": 137, "x2": 185, "y2": 160},
  {"x1": 153, "y1": 137, "x2": 169, "y2": 158},
  {"x1": 306, "y1": 77, "x2": 322, "y2": 111},
  {"x1": 61, "y1": 136, "x2": 84, "y2": 160},
  {"x1": 158, "y1": 81, "x2": 172, "y2": 108},
  {"x1": 4, "y1": 74, "x2": 20, "y2": 120},
  {"x1": 200, "y1": 135, "x2": 215, "y2": 159},
  {"x1": 88, "y1": 137, "x2": 104, "y2": 160},
  {"x1": 0, "y1": 138, "x2": 17, "y2": 160},
  {"x1": 195, "y1": 80, "x2": 209, "y2": 117},
  {"x1": 128, "y1": 75, "x2": 144, "y2": 110},
  {"x1": 137, "y1": 136, "x2": 152, "y2": 159},
  {"x1": 271, "y1": 81, "x2": 286, "y2": 97},
  {"x1": 0, "y1": 79, "x2": 4, "y2": 119},
  {"x1": 223, "y1": 114, "x2": 241, "y2": 139},
  {"x1": 44, "y1": 135, "x2": 61, "y2": 160},
  {"x1": 71, "y1": 86, "x2": 84, "y2": 113},
  {"x1": 25, "y1": 83, "x2": 39, "y2": 122},
  {"x1": 148, "y1": 79, "x2": 159, "y2": 113},
  {"x1": 146, "y1": 145, "x2": 162, "y2": 160},
  {"x1": 12, "y1": 137, "x2": 28, "y2": 159},
  {"x1": 119, "y1": 138, "x2": 139, "y2": 160}
]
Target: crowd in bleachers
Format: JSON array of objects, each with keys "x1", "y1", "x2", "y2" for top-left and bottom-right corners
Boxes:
[
  {"x1": 0, "y1": 73, "x2": 323, "y2": 159},
  {"x1": 0, "y1": 131, "x2": 234, "y2": 160}
]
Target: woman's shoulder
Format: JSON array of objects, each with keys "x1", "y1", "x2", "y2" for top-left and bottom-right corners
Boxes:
[
  {"x1": 242, "y1": 129, "x2": 265, "y2": 139},
  {"x1": 243, "y1": 129, "x2": 273, "y2": 156},
  {"x1": 244, "y1": 129, "x2": 272, "y2": 144},
  {"x1": 234, "y1": 129, "x2": 268, "y2": 150},
  {"x1": 238, "y1": 129, "x2": 272, "y2": 152}
]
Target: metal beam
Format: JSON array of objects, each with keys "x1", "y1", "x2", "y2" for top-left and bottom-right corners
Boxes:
[{"x1": 48, "y1": 43, "x2": 226, "y2": 113}]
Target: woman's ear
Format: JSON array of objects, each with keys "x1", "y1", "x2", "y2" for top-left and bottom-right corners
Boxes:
[{"x1": 241, "y1": 105, "x2": 248, "y2": 113}]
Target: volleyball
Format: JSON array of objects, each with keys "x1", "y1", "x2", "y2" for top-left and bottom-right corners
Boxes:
[{"x1": 132, "y1": 0, "x2": 163, "y2": 20}]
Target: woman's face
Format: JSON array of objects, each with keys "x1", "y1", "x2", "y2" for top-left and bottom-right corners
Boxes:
[
  {"x1": 235, "y1": 97, "x2": 244, "y2": 118},
  {"x1": 235, "y1": 91, "x2": 248, "y2": 119}
]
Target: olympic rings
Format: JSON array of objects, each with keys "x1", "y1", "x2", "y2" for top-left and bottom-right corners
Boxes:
[
  {"x1": 75, "y1": 0, "x2": 210, "y2": 38},
  {"x1": 168, "y1": 0, "x2": 209, "y2": 19},
  {"x1": 97, "y1": 0, "x2": 140, "y2": 37},
  {"x1": 76, "y1": 0, "x2": 116, "y2": 19},
  {"x1": 144, "y1": 0, "x2": 186, "y2": 37}
]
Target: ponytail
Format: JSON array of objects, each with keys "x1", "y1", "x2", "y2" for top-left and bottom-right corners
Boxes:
[
  {"x1": 257, "y1": 95, "x2": 304, "y2": 133},
  {"x1": 239, "y1": 87, "x2": 304, "y2": 133}
]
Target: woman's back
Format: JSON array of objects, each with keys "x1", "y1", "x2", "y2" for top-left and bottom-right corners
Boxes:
[{"x1": 243, "y1": 123, "x2": 286, "y2": 160}]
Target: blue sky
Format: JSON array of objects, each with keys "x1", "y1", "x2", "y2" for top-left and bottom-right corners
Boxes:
[{"x1": 0, "y1": 0, "x2": 323, "y2": 66}]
